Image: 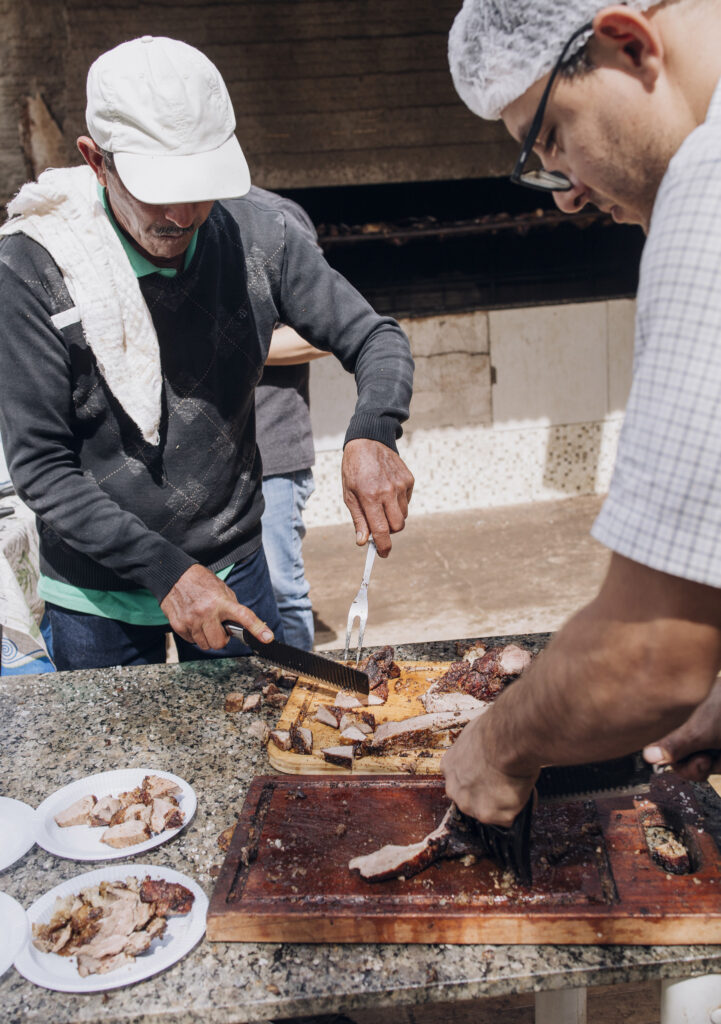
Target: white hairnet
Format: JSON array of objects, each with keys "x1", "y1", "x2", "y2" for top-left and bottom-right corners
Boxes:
[{"x1": 448, "y1": 0, "x2": 653, "y2": 121}]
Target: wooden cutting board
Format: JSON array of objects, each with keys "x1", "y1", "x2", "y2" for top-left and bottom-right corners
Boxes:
[
  {"x1": 207, "y1": 774, "x2": 721, "y2": 945},
  {"x1": 268, "y1": 659, "x2": 465, "y2": 775}
]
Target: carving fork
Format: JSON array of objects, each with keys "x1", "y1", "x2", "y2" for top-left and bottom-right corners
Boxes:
[{"x1": 342, "y1": 537, "x2": 377, "y2": 665}]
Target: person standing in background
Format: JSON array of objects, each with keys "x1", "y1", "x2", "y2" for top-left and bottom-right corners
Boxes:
[
  {"x1": 254, "y1": 191, "x2": 329, "y2": 652},
  {"x1": 258, "y1": 322, "x2": 329, "y2": 650}
]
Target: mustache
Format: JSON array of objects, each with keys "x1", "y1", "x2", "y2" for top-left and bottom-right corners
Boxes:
[{"x1": 151, "y1": 224, "x2": 197, "y2": 237}]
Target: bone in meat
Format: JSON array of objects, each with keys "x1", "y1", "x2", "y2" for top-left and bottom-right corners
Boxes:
[
  {"x1": 349, "y1": 804, "x2": 489, "y2": 882},
  {"x1": 54, "y1": 794, "x2": 97, "y2": 828}
]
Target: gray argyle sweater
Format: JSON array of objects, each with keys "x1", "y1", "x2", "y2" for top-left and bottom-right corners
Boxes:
[{"x1": 0, "y1": 186, "x2": 414, "y2": 602}]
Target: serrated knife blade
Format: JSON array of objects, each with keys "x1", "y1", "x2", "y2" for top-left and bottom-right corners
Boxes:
[
  {"x1": 536, "y1": 751, "x2": 654, "y2": 803},
  {"x1": 224, "y1": 622, "x2": 370, "y2": 695}
]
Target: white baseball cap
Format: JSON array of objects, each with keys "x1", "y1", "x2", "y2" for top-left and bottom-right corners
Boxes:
[{"x1": 86, "y1": 35, "x2": 251, "y2": 204}]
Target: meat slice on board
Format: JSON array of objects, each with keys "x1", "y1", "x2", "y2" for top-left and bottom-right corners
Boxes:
[{"x1": 349, "y1": 800, "x2": 533, "y2": 884}]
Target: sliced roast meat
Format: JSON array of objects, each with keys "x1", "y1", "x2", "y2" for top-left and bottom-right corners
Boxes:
[
  {"x1": 314, "y1": 705, "x2": 341, "y2": 728},
  {"x1": 359, "y1": 645, "x2": 400, "y2": 691},
  {"x1": 420, "y1": 686, "x2": 489, "y2": 715},
  {"x1": 333, "y1": 691, "x2": 363, "y2": 709},
  {"x1": 54, "y1": 794, "x2": 97, "y2": 828},
  {"x1": 497, "y1": 643, "x2": 532, "y2": 676},
  {"x1": 322, "y1": 745, "x2": 355, "y2": 769},
  {"x1": 339, "y1": 724, "x2": 368, "y2": 745},
  {"x1": 339, "y1": 711, "x2": 375, "y2": 733},
  {"x1": 369, "y1": 709, "x2": 486, "y2": 753},
  {"x1": 100, "y1": 819, "x2": 151, "y2": 849},
  {"x1": 89, "y1": 796, "x2": 122, "y2": 827},
  {"x1": 349, "y1": 804, "x2": 490, "y2": 882},
  {"x1": 141, "y1": 775, "x2": 183, "y2": 801},
  {"x1": 139, "y1": 876, "x2": 195, "y2": 915},
  {"x1": 269, "y1": 729, "x2": 292, "y2": 750},
  {"x1": 149, "y1": 796, "x2": 184, "y2": 834},
  {"x1": 289, "y1": 722, "x2": 313, "y2": 755}
]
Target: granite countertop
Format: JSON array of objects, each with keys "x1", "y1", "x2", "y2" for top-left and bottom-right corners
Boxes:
[{"x1": 3, "y1": 634, "x2": 721, "y2": 1024}]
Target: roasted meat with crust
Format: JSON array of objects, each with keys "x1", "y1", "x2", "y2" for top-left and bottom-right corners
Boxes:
[
  {"x1": 32, "y1": 875, "x2": 193, "y2": 976},
  {"x1": 426, "y1": 643, "x2": 533, "y2": 704},
  {"x1": 359, "y1": 645, "x2": 400, "y2": 694},
  {"x1": 349, "y1": 804, "x2": 490, "y2": 882},
  {"x1": 139, "y1": 876, "x2": 195, "y2": 915}
]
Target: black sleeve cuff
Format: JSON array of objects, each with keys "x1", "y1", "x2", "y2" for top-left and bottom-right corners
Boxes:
[{"x1": 343, "y1": 413, "x2": 402, "y2": 453}]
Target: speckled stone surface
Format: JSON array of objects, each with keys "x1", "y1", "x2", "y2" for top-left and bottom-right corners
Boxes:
[{"x1": 3, "y1": 635, "x2": 721, "y2": 1024}]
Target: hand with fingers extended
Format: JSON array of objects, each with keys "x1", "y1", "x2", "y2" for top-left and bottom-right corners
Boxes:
[
  {"x1": 644, "y1": 678, "x2": 721, "y2": 781},
  {"x1": 341, "y1": 438, "x2": 415, "y2": 556},
  {"x1": 160, "y1": 564, "x2": 274, "y2": 651},
  {"x1": 441, "y1": 710, "x2": 539, "y2": 827}
]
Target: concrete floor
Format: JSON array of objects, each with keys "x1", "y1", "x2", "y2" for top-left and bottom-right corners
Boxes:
[
  {"x1": 299, "y1": 495, "x2": 663, "y2": 1024},
  {"x1": 304, "y1": 494, "x2": 610, "y2": 651}
]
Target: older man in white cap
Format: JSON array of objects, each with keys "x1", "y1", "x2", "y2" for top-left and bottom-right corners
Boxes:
[
  {"x1": 0, "y1": 37, "x2": 414, "y2": 670},
  {"x1": 443, "y1": 0, "x2": 721, "y2": 826}
]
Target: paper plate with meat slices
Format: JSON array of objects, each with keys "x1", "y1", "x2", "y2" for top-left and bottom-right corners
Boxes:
[
  {"x1": 34, "y1": 769, "x2": 196, "y2": 861},
  {"x1": 13, "y1": 864, "x2": 207, "y2": 992}
]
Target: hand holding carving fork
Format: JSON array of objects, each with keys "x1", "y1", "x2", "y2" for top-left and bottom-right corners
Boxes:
[{"x1": 343, "y1": 537, "x2": 377, "y2": 666}]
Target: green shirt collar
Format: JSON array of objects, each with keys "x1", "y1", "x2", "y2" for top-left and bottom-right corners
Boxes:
[{"x1": 98, "y1": 184, "x2": 198, "y2": 278}]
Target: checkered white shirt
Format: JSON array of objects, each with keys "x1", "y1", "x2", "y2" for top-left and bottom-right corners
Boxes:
[{"x1": 593, "y1": 78, "x2": 721, "y2": 586}]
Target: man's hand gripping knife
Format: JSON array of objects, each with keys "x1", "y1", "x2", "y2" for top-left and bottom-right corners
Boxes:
[{"x1": 160, "y1": 563, "x2": 273, "y2": 651}]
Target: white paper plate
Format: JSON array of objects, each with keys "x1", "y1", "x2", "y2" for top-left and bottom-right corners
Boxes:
[
  {"x1": 35, "y1": 769, "x2": 196, "y2": 861},
  {"x1": 14, "y1": 864, "x2": 207, "y2": 992},
  {"x1": 0, "y1": 797, "x2": 38, "y2": 871},
  {"x1": 0, "y1": 892, "x2": 29, "y2": 978}
]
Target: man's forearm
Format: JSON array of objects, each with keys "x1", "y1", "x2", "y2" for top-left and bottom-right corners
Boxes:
[
  {"x1": 488, "y1": 558, "x2": 721, "y2": 775},
  {"x1": 488, "y1": 611, "x2": 701, "y2": 775}
]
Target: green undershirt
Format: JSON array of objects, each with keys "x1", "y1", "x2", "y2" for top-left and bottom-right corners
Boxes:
[{"x1": 38, "y1": 187, "x2": 231, "y2": 626}]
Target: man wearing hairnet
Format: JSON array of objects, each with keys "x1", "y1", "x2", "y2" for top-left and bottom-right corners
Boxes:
[{"x1": 443, "y1": 0, "x2": 721, "y2": 827}]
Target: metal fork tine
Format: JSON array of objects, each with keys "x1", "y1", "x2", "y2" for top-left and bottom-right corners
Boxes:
[{"x1": 342, "y1": 538, "x2": 377, "y2": 663}]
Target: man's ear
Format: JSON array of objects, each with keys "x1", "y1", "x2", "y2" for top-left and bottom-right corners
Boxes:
[
  {"x1": 589, "y1": 5, "x2": 663, "y2": 89},
  {"x1": 76, "y1": 136, "x2": 107, "y2": 186}
]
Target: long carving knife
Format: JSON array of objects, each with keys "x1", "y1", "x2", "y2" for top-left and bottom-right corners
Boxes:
[
  {"x1": 223, "y1": 622, "x2": 370, "y2": 696},
  {"x1": 464, "y1": 752, "x2": 661, "y2": 886}
]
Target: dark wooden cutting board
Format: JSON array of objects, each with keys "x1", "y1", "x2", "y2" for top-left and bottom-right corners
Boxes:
[{"x1": 207, "y1": 774, "x2": 721, "y2": 944}]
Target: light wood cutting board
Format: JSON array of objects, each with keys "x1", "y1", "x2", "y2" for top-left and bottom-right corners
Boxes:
[{"x1": 267, "y1": 660, "x2": 459, "y2": 775}]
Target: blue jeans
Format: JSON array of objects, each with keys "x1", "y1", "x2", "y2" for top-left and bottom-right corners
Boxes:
[
  {"x1": 46, "y1": 546, "x2": 283, "y2": 671},
  {"x1": 261, "y1": 469, "x2": 315, "y2": 651}
]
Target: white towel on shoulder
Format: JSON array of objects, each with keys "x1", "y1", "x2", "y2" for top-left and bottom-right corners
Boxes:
[{"x1": 0, "y1": 165, "x2": 162, "y2": 445}]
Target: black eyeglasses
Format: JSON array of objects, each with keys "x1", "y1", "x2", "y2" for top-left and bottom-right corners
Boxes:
[{"x1": 510, "y1": 21, "x2": 593, "y2": 192}]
